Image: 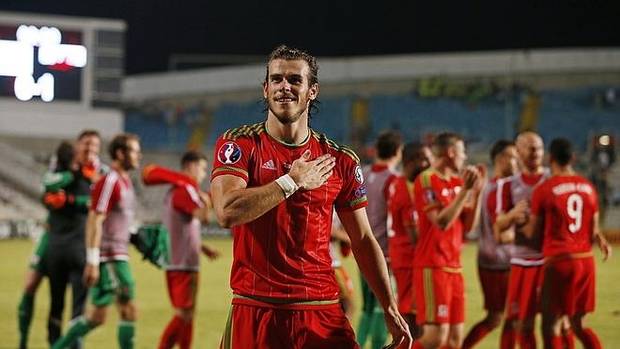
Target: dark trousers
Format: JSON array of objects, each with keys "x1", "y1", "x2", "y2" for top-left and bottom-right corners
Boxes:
[{"x1": 46, "y1": 245, "x2": 87, "y2": 349}]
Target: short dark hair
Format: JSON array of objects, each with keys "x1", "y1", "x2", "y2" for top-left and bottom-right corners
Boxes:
[
  {"x1": 265, "y1": 45, "x2": 319, "y2": 86},
  {"x1": 181, "y1": 150, "x2": 207, "y2": 168},
  {"x1": 375, "y1": 130, "x2": 402, "y2": 159},
  {"x1": 77, "y1": 129, "x2": 100, "y2": 140},
  {"x1": 264, "y1": 45, "x2": 320, "y2": 118},
  {"x1": 108, "y1": 133, "x2": 139, "y2": 161},
  {"x1": 402, "y1": 142, "x2": 425, "y2": 165},
  {"x1": 490, "y1": 139, "x2": 515, "y2": 164},
  {"x1": 431, "y1": 132, "x2": 463, "y2": 156},
  {"x1": 549, "y1": 138, "x2": 573, "y2": 166},
  {"x1": 55, "y1": 141, "x2": 75, "y2": 172}
]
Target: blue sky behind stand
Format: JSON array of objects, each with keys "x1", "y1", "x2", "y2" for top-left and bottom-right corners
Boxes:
[{"x1": 1, "y1": 0, "x2": 619, "y2": 75}]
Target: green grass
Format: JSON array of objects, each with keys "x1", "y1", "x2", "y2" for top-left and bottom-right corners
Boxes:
[{"x1": 1, "y1": 239, "x2": 619, "y2": 348}]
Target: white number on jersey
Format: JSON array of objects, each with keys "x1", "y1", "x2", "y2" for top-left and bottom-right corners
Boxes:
[{"x1": 567, "y1": 193, "x2": 583, "y2": 233}]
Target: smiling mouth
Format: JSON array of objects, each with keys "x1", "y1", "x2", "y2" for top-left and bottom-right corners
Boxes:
[{"x1": 275, "y1": 97, "x2": 296, "y2": 103}]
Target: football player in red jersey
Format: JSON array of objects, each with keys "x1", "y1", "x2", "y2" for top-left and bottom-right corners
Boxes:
[
  {"x1": 154, "y1": 151, "x2": 220, "y2": 349},
  {"x1": 462, "y1": 140, "x2": 520, "y2": 349},
  {"x1": 210, "y1": 45, "x2": 411, "y2": 349},
  {"x1": 387, "y1": 142, "x2": 432, "y2": 339},
  {"x1": 411, "y1": 132, "x2": 485, "y2": 349},
  {"x1": 495, "y1": 131, "x2": 548, "y2": 349},
  {"x1": 524, "y1": 138, "x2": 611, "y2": 349}
]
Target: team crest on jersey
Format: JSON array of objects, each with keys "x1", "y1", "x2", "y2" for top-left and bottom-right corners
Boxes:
[
  {"x1": 354, "y1": 165, "x2": 364, "y2": 183},
  {"x1": 218, "y1": 142, "x2": 242, "y2": 165}
]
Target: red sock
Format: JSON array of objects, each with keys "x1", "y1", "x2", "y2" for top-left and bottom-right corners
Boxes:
[
  {"x1": 563, "y1": 330, "x2": 575, "y2": 349},
  {"x1": 159, "y1": 316, "x2": 183, "y2": 349},
  {"x1": 178, "y1": 319, "x2": 193, "y2": 349},
  {"x1": 500, "y1": 324, "x2": 516, "y2": 349},
  {"x1": 520, "y1": 330, "x2": 537, "y2": 349},
  {"x1": 462, "y1": 320, "x2": 494, "y2": 349},
  {"x1": 577, "y1": 328, "x2": 602, "y2": 349}
]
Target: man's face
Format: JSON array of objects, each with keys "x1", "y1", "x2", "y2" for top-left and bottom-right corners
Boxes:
[
  {"x1": 498, "y1": 145, "x2": 518, "y2": 177},
  {"x1": 411, "y1": 146, "x2": 432, "y2": 178},
  {"x1": 517, "y1": 133, "x2": 544, "y2": 172},
  {"x1": 263, "y1": 59, "x2": 318, "y2": 124},
  {"x1": 76, "y1": 135, "x2": 100, "y2": 165},
  {"x1": 121, "y1": 139, "x2": 141, "y2": 171},
  {"x1": 450, "y1": 140, "x2": 467, "y2": 171},
  {"x1": 186, "y1": 159, "x2": 208, "y2": 184}
]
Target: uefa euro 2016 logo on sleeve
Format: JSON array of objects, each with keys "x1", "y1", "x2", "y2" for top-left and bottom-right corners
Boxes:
[
  {"x1": 218, "y1": 142, "x2": 242, "y2": 165},
  {"x1": 354, "y1": 165, "x2": 364, "y2": 184}
]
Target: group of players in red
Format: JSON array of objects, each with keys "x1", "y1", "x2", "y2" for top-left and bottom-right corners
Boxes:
[
  {"x1": 20, "y1": 44, "x2": 612, "y2": 349},
  {"x1": 383, "y1": 131, "x2": 611, "y2": 349},
  {"x1": 208, "y1": 45, "x2": 612, "y2": 349}
]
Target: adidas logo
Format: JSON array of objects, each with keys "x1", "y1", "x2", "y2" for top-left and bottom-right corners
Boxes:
[{"x1": 261, "y1": 160, "x2": 276, "y2": 170}]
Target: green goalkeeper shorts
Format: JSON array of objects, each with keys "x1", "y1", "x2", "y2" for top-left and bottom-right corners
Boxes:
[{"x1": 90, "y1": 261, "x2": 135, "y2": 307}]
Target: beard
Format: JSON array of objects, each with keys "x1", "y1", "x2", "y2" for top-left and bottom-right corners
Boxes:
[
  {"x1": 121, "y1": 154, "x2": 136, "y2": 171},
  {"x1": 266, "y1": 95, "x2": 310, "y2": 125}
]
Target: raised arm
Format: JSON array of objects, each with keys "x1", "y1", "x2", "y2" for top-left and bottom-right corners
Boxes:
[
  {"x1": 210, "y1": 174, "x2": 286, "y2": 228},
  {"x1": 211, "y1": 151, "x2": 335, "y2": 228},
  {"x1": 426, "y1": 166, "x2": 481, "y2": 230}
]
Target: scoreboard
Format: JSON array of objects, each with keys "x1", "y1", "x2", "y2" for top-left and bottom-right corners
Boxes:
[{"x1": 0, "y1": 12, "x2": 125, "y2": 108}]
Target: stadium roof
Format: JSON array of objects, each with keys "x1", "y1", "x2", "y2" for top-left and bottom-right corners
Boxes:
[{"x1": 0, "y1": 1, "x2": 618, "y2": 75}]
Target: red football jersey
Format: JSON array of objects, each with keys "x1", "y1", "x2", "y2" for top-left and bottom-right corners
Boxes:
[
  {"x1": 387, "y1": 176, "x2": 416, "y2": 269},
  {"x1": 531, "y1": 175, "x2": 598, "y2": 257},
  {"x1": 413, "y1": 168, "x2": 465, "y2": 268},
  {"x1": 211, "y1": 122, "x2": 368, "y2": 301}
]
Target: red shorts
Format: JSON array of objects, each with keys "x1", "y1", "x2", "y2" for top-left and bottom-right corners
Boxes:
[
  {"x1": 478, "y1": 267, "x2": 509, "y2": 312},
  {"x1": 166, "y1": 271, "x2": 198, "y2": 309},
  {"x1": 541, "y1": 256, "x2": 595, "y2": 316},
  {"x1": 413, "y1": 267, "x2": 465, "y2": 325},
  {"x1": 220, "y1": 296, "x2": 359, "y2": 349},
  {"x1": 505, "y1": 264, "x2": 543, "y2": 321},
  {"x1": 392, "y1": 267, "x2": 414, "y2": 315}
]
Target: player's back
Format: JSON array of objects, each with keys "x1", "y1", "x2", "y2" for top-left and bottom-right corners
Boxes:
[{"x1": 532, "y1": 175, "x2": 598, "y2": 257}]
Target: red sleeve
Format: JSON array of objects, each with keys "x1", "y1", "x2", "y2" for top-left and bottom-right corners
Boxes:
[
  {"x1": 334, "y1": 155, "x2": 368, "y2": 212},
  {"x1": 211, "y1": 134, "x2": 253, "y2": 183},
  {"x1": 383, "y1": 174, "x2": 398, "y2": 201},
  {"x1": 172, "y1": 184, "x2": 203, "y2": 216},
  {"x1": 90, "y1": 173, "x2": 121, "y2": 214},
  {"x1": 495, "y1": 179, "x2": 513, "y2": 214},
  {"x1": 530, "y1": 183, "x2": 546, "y2": 217},
  {"x1": 388, "y1": 179, "x2": 404, "y2": 222},
  {"x1": 486, "y1": 185, "x2": 499, "y2": 225}
]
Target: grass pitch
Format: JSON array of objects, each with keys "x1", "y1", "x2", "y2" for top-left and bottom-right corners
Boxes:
[{"x1": 1, "y1": 239, "x2": 618, "y2": 348}]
